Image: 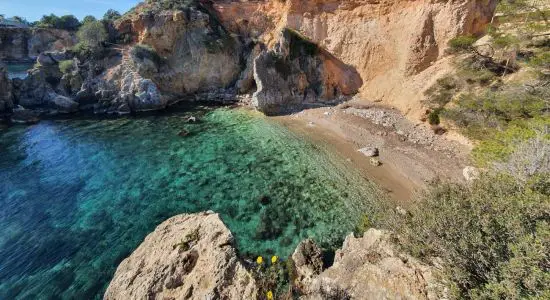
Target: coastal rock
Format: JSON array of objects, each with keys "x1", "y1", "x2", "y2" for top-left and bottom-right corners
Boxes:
[
  {"x1": 105, "y1": 212, "x2": 257, "y2": 300},
  {"x1": 115, "y1": 4, "x2": 242, "y2": 97},
  {"x1": 0, "y1": 63, "x2": 13, "y2": 113},
  {"x1": 51, "y1": 95, "x2": 79, "y2": 113},
  {"x1": 302, "y1": 229, "x2": 445, "y2": 300},
  {"x1": 0, "y1": 28, "x2": 76, "y2": 61},
  {"x1": 292, "y1": 239, "x2": 324, "y2": 294},
  {"x1": 10, "y1": 106, "x2": 40, "y2": 124},
  {"x1": 252, "y1": 28, "x2": 362, "y2": 115}
]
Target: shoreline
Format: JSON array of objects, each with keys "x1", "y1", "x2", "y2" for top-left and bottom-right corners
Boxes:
[{"x1": 273, "y1": 102, "x2": 471, "y2": 204}]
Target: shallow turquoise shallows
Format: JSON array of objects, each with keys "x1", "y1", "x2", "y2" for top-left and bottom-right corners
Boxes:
[{"x1": 0, "y1": 108, "x2": 381, "y2": 299}]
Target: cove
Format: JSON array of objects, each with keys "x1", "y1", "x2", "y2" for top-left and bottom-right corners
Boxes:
[{"x1": 0, "y1": 107, "x2": 382, "y2": 299}]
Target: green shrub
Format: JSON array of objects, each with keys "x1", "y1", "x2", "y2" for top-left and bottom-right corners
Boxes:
[
  {"x1": 427, "y1": 110, "x2": 441, "y2": 125},
  {"x1": 58, "y1": 60, "x2": 74, "y2": 74},
  {"x1": 77, "y1": 20, "x2": 108, "y2": 47},
  {"x1": 36, "y1": 14, "x2": 81, "y2": 30},
  {"x1": 448, "y1": 35, "x2": 477, "y2": 53},
  {"x1": 392, "y1": 173, "x2": 550, "y2": 298}
]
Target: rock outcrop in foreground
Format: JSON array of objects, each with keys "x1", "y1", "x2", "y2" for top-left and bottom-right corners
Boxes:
[
  {"x1": 107, "y1": 213, "x2": 442, "y2": 300},
  {"x1": 301, "y1": 229, "x2": 444, "y2": 299},
  {"x1": 105, "y1": 212, "x2": 257, "y2": 300}
]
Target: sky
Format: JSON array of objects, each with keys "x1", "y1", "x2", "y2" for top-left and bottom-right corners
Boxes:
[{"x1": 0, "y1": 0, "x2": 140, "y2": 22}]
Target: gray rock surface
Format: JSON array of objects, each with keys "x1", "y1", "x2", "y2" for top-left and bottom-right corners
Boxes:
[{"x1": 105, "y1": 212, "x2": 257, "y2": 300}]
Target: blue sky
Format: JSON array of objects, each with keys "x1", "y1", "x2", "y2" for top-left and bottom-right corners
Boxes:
[{"x1": 0, "y1": 0, "x2": 140, "y2": 22}]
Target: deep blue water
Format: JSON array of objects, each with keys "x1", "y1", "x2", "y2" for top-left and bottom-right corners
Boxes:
[{"x1": 0, "y1": 108, "x2": 382, "y2": 299}]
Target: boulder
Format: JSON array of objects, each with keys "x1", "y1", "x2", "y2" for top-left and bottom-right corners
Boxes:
[
  {"x1": 252, "y1": 29, "x2": 362, "y2": 115},
  {"x1": 10, "y1": 106, "x2": 40, "y2": 124},
  {"x1": 302, "y1": 229, "x2": 445, "y2": 300},
  {"x1": 358, "y1": 147, "x2": 379, "y2": 157},
  {"x1": 51, "y1": 95, "x2": 79, "y2": 113},
  {"x1": 105, "y1": 212, "x2": 257, "y2": 300}
]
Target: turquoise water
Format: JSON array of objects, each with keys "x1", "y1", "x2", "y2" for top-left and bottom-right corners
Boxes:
[
  {"x1": 0, "y1": 107, "x2": 382, "y2": 299},
  {"x1": 6, "y1": 63, "x2": 33, "y2": 79}
]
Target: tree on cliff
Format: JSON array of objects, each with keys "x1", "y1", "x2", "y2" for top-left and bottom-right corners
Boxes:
[
  {"x1": 103, "y1": 9, "x2": 121, "y2": 22},
  {"x1": 37, "y1": 14, "x2": 81, "y2": 31},
  {"x1": 77, "y1": 21, "x2": 107, "y2": 47}
]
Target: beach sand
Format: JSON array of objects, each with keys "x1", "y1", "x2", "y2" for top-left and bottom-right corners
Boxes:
[{"x1": 273, "y1": 103, "x2": 471, "y2": 205}]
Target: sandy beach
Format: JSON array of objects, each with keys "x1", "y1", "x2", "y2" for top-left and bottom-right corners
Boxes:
[{"x1": 274, "y1": 101, "x2": 472, "y2": 204}]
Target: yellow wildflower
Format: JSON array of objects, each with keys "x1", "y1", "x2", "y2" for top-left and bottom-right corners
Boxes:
[
  {"x1": 266, "y1": 290, "x2": 273, "y2": 300},
  {"x1": 271, "y1": 256, "x2": 278, "y2": 264},
  {"x1": 256, "y1": 256, "x2": 263, "y2": 264}
]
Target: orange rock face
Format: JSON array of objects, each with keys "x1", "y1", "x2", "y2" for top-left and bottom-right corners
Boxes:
[{"x1": 211, "y1": 0, "x2": 498, "y2": 116}]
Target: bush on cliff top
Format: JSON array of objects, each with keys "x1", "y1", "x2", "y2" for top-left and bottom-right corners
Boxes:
[{"x1": 393, "y1": 172, "x2": 550, "y2": 299}]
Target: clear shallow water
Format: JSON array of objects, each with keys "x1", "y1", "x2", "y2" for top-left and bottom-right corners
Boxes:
[
  {"x1": 0, "y1": 108, "x2": 382, "y2": 299},
  {"x1": 6, "y1": 63, "x2": 33, "y2": 79}
]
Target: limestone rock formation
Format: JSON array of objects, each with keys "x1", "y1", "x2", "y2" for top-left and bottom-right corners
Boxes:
[
  {"x1": 115, "y1": 3, "x2": 242, "y2": 97},
  {"x1": 252, "y1": 28, "x2": 362, "y2": 115},
  {"x1": 0, "y1": 63, "x2": 13, "y2": 113},
  {"x1": 212, "y1": 0, "x2": 499, "y2": 117},
  {"x1": 105, "y1": 212, "x2": 258, "y2": 300},
  {"x1": 302, "y1": 229, "x2": 445, "y2": 300},
  {"x1": 0, "y1": 28, "x2": 75, "y2": 61}
]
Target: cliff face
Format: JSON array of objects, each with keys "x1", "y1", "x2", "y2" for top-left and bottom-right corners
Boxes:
[
  {"x1": 0, "y1": 28, "x2": 76, "y2": 61},
  {"x1": 213, "y1": 0, "x2": 498, "y2": 116},
  {"x1": 115, "y1": 5, "x2": 242, "y2": 97}
]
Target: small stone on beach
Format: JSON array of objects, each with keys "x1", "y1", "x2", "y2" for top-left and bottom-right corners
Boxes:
[{"x1": 358, "y1": 147, "x2": 379, "y2": 157}]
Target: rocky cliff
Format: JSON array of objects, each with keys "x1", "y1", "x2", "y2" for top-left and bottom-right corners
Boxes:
[
  {"x1": 1, "y1": 0, "x2": 498, "y2": 121},
  {"x1": 0, "y1": 28, "x2": 76, "y2": 61},
  {"x1": 106, "y1": 213, "x2": 443, "y2": 299},
  {"x1": 212, "y1": 0, "x2": 498, "y2": 116}
]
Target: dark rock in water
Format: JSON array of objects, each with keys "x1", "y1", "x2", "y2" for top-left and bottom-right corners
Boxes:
[
  {"x1": 11, "y1": 106, "x2": 40, "y2": 124},
  {"x1": 178, "y1": 129, "x2": 190, "y2": 137},
  {"x1": 259, "y1": 195, "x2": 270, "y2": 205}
]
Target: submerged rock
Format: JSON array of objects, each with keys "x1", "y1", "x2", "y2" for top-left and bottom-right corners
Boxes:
[{"x1": 105, "y1": 212, "x2": 257, "y2": 300}]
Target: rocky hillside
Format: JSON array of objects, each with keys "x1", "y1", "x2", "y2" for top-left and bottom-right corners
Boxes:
[{"x1": 0, "y1": 0, "x2": 497, "y2": 121}]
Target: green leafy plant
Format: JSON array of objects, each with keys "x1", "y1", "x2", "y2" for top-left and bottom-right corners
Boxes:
[
  {"x1": 58, "y1": 60, "x2": 74, "y2": 74},
  {"x1": 448, "y1": 35, "x2": 477, "y2": 53}
]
